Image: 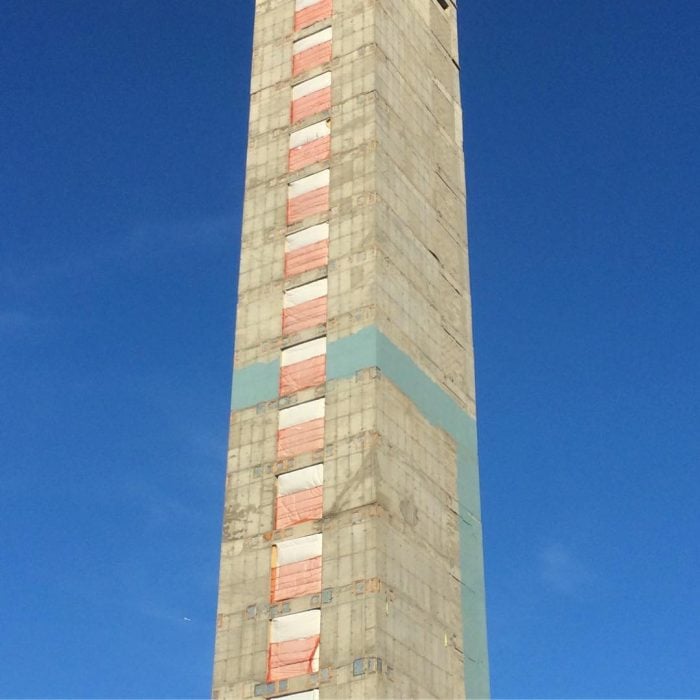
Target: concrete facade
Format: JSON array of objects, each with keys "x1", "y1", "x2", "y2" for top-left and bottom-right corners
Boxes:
[{"x1": 213, "y1": 1, "x2": 489, "y2": 698}]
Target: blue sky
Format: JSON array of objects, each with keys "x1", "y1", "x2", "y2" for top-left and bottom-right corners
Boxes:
[{"x1": 1, "y1": 1, "x2": 698, "y2": 697}]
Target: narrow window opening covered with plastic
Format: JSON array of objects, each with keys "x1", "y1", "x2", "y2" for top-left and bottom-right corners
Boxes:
[
  {"x1": 282, "y1": 278, "x2": 328, "y2": 336},
  {"x1": 289, "y1": 120, "x2": 331, "y2": 172},
  {"x1": 291, "y1": 72, "x2": 332, "y2": 124},
  {"x1": 275, "y1": 463, "x2": 324, "y2": 529},
  {"x1": 287, "y1": 169, "x2": 330, "y2": 224},
  {"x1": 267, "y1": 609, "x2": 321, "y2": 681},
  {"x1": 271, "y1": 533, "x2": 323, "y2": 602},
  {"x1": 294, "y1": 0, "x2": 332, "y2": 32},
  {"x1": 277, "y1": 398, "x2": 325, "y2": 459},
  {"x1": 284, "y1": 223, "x2": 329, "y2": 277},
  {"x1": 293, "y1": 27, "x2": 332, "y2": 76},
  {"x1": 280, "y1": 337, "x2": 326, "y2": 396}
]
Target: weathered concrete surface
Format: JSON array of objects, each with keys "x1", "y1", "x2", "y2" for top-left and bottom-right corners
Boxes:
[{"x1": 213, "y1": 1, "x2": 489, "y2": 698}]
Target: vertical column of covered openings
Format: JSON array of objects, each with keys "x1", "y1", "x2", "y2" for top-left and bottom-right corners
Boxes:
[{"x1": 266, "y1": 1, "x2": 333, "y2": 696}]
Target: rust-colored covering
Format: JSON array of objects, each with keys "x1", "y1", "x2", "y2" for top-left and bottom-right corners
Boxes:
[
  {"x1": 280, "y1": 355, "x2": 326, "y2": 395},
  {"x1": 293, "y1": 42, "x2": 332, "y2": 77},
  {"x1": 287, "y1": 186, "x2": 329, "y2": 224},
  {"x1": 285, "y1": 239, "x2": 329, "y2": 277},
  {"x1": 282, "y1": 296, "x2": 327, "y2": 335},
  {"x1": 294, "y1": 0, "x2": 332, "y2": 32},
  {"x1": 267, "y1": 636, "x2": 320, "y2": 681},
  {"x1": 275, "y1": 486, "x2": 324, "y2": 529},
  {"x1": 289, "y1": 135, "x2": 331, "y2": 172},
  {"x1": 277, "y1": 418, "x2": 325, "y2": 459},
  {"x1": 271, "y1": 554, "x2": 322, "y2": 602},
  {"x1": 291, "y1": 88, "x2": 331, "y2": 124}
]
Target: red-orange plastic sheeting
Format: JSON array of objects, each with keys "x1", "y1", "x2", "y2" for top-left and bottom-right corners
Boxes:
[
  {"x1": 285, "y1": 239, "x2": 329, "y2": 277},
  {"x1": 293, "y1": 43, "x2": 332, "y2": 77},
  {"x1": 275, "y1": 486, "x2": 324, "y2": 529},
  {"x1": 291, "y1": 74, "x2": 331, "y2": 125},
  {"x1": 267, "y1": 636, "x2": 320, "y2": 681},
  {"x1": 292, "y1": 88, "x2": 331, "y2": 124},
  {"x1": 275, "y1": 464, "x2": 324, "y2": 529},
  {"x1": 287, "y1": 186, "x2": 329, "y2": 224},
  {"x1": 288, "y1": 170, "x2": 330, "y2": 225},
  {"x1": 285, "y1": 223, "x2": 329, "y2": 277},
  {"x1": 293, "y1": 42, "x2": 332, "y2": 77},
  {"x1": 271, "y1": 555, "x2": 322, "y2": 602},
  {"x1": 289, "y1": 135, "x2": 331, "y2": 172},
  {"x1": 280, "y1": 355, "x2": 326, "y2": 395},
  {"x1": 277, "y1": 418, "x2": 325, "y2": 459},
  {"x1": 268, "y1": 608, "x2": 321, "y2": 681},
  {"x1": 294, "y1": 0, "x2": 332, "y2": 32},
  {"x1": 282, "y1": 297, "x2": 328, "y2": 335}
]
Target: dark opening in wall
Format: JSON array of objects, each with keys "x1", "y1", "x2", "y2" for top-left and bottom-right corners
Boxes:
[{"x1": 435, "y1": 0, "x2": 449, "y2": 9}]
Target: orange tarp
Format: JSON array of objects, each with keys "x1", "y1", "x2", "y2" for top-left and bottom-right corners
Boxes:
[
  {"x1": 277, "y1": 418, "x2": 325, "y2": 459},
  {"x1": 285, "y1": 239, "x2": 329, "y2": 277},
  {"x1": 293, "y1": 41, "x2": 332, "y2": 77},
  {"x1": 289, "y1": 135, "x2": 331, "y2": 172},
  {"x1": 275, "y1": 486, "x2": 324, "y2": 529},
  {"x1": 280, "y1": 355, "x2": 326, "y2": 395},
  {"x1": 291, "y1": 88, "x2": 331, "y2": 124},
  {"x1": 271, "y1": 555, "x2": 322, "y2": 601},
  {"x1": 282, "y1": 296, "x2": 327, "y2": 335},
  {"x1": 287, "y1": 186, "x2": 329, "y2": 224},
  {"x1": 267, "y1": 636, "x2": 320, "y2": 681},
  {"x1": 294, "y1": 0, "x2": 332, "y2": 32}
]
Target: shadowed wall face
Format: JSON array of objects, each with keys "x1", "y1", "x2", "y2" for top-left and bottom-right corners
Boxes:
[{"x1": 213, "y1": 1, "x2": 489, "y2": 698}]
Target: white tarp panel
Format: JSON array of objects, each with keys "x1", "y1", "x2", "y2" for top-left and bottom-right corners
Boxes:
[
  {"x1": 295, "y1": 0, "x2": 323, "y2": 10},
  {"x1": 293, "y1": 27, "x2": 332, "y2": 54},
  {"x1": 292, "y1": 72, "x2": 331, "y2": 100},
  {"x1": 283, "y1": 278, "x2": 327, "y2": 308},
  {"x1": 289, "y1": 120, "x2": 331, "y2": 149},
  {"x1": 277, "y1": 691, "x2": 320, "y2": 700},
  {"x1": 277, "y1": 463, "x2": 324, "y2": 496},
  {"x1": 288, "y1": 169, "x2": 330, "y2": 199},
  {"x1": 275, "y1": 533, "x2": 323, "y2": 566},
  {"x1": 285, "y1": 223, "x2": 329, "y2": 251},
  {"x1": 278, "y1": 398, "x2": 325, "y2": 429},
  {"x1": 270, "y1": 609, "x2": 321, "y2": 643},
  {"x1": 281, "y1": 338, "x2": 327, "y2": 367}
]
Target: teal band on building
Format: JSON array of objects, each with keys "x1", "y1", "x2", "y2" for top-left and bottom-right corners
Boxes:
[
  {"x1": 227, "y1": 324, "x2": 490, "y2": 698},
  {"x1": 214, "y1": 2, "x2": 490, "y2": 698}
]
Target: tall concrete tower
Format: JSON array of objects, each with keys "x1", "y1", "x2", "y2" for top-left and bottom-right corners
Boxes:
[{"x1": 213, "y1": 1, "x2": 489, "y2": 698}]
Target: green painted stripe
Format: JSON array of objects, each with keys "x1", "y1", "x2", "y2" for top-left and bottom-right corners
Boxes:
[
  {"x1": 230, "y1": 325, "x2": 490, "y2": 697},
  {"x1": 328, "y1": 326, "x2": 481, "y2": 518},
  {"x1": 230, "y1": 359, "x2": 279, "y2": 410},
  {"x1": 327, "y1": 325, "x2": 490, "y2": 699}
]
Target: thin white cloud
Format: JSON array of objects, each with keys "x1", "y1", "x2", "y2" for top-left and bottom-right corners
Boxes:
[
  {"x1": 122, "y1": 476, "x2": 209, "y2": 530},
  {"x1": 0, "y1": 213, "x2": 237, "y2": 294},
  {"x1": 125, "y1": 213, "x2": 236, "y2": 255},
  {"x1": 539, "y1": 542, "x2": 595, "y2": 595},
  {"x1": 0, "y1": 309, "x2": 52, "y2": 338}
]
